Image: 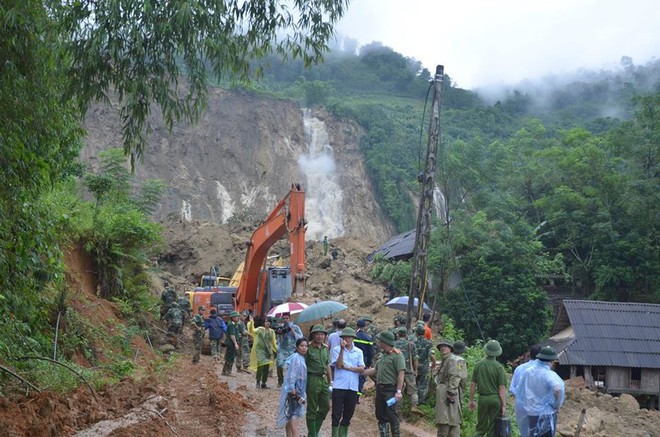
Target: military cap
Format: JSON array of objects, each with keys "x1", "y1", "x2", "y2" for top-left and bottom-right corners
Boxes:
[
  {"x1": 340, "y1": 327, "x2": 357, "y2": 338},
  {"x1": 452, "y1": 340, "x2": 466, "y2": 354},
  {"x1": 436, "y1": 339, "x2": 454, "y2": 351},
  {"x1": 361, "y1": 315, "x2": 373, "y2": 323},
  {"x1": 536, "y1": 346, "x2": 558, "y2": 361},
  {"x1": 310, "y1": 324, "x2": 327, "y2": 335},
  {"x1": 484, "y1": 339, "x2": 502, "y2": 357},
  {"x1": 229, "y1": 310, "x2": 240, "y2": 318},
  {"x1": 378, "y1": 330, "x2": 396, "y2": 347}
]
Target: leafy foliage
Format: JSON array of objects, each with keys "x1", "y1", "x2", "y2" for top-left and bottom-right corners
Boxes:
[{"x1": 51, "y1": 0, "x2": 349, "y2": 163}]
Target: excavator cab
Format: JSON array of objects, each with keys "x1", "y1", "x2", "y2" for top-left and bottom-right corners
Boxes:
[{"x1": 266, "y1": 267, "x2": 292, "y2": 308}]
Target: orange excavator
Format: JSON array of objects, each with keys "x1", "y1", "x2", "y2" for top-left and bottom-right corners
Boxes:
[{"x1": 234, "y1": 183, "x2": 307, "y2": 319}]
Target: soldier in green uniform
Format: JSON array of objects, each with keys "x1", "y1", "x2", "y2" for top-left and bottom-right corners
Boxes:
[
  {"x1": 191, "y1": 305, "x2": 206, "y2": 364},
  {"x1": 305, "y1": 324, "x2": 332, "y2": 437},
  {"x1": 414, "y1": 324, "x2": 434, "y2": 404},
  {"x1": 163, "y1": 302, "x2": 183, "y2": 334},
  {"x1": 468, "y1": 339, "x2": 508, "y2": 437},
  {"x1": 160, "y1": 284, "x2": 177, "y2": 320},
  {"x1": 362, "y1": 315, "x2": 380, "y2": 355},
  {"x1": 177, "y1": 295, "x2": 191, "y2": 324},
  {"x1": 236, "y1": 312, "x2": 251, "y2": 373},
  {"x1": 222, "y1": 311, "x2": 241, "y2": 376},
  {"x1": 394, "y1": 326, "x2": 419, "y2": 408},
  {"x1": 361, "y1": 330, "x2": 406, "y2": 437}
]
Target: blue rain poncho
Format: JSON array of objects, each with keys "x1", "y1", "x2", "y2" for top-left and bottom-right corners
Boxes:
[
  {"x1": 277, "y1": 351, "x2": 307, "y2": 428},
  {"x1": 276, "y1": 323, "x2": 304, "y2": 368},
  {"x1": 512, "y1": 359, "x2": 565, "y2": 436}
]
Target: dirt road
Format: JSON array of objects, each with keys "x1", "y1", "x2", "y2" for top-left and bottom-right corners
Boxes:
[{"x1": 68, "y1": 345, "x2": 436, "y2": 437}]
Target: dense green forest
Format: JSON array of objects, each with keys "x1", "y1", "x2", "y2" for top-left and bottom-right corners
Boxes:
[
  {"x1": 1, "y1": 1, "x2": 658, "y2": 391},
  {"x1": 248, "y1": 44, "x2": 660, "y2": 357}
]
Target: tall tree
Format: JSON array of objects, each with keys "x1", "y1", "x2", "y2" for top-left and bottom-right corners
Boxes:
[{"x1": 51, "y1": 0, "x2": 349, "y2": 162}]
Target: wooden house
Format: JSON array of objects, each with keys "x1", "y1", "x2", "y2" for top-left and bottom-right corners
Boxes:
[{"x1": 544, "y1": 300, "x2": 660, "y2": 408}]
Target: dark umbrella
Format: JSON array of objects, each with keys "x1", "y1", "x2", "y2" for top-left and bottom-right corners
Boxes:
[
  {"x1": 385, "y1": 296, "x2": 431, "y2": 314},
  {"x1": 295, "y1": 300, "x2": 348, "y2": 324}
]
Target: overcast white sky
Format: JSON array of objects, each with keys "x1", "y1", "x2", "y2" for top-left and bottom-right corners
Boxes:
[{"x1": 336, "y1": 0, "x2": 659, "y2": 89}]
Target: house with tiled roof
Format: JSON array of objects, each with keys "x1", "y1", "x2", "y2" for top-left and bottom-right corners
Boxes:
[{"x1": 543, "y1": 300, "x2": 660, "y2": 408}]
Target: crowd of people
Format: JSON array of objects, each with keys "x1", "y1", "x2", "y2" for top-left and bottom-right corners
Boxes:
[{"x1": 161, "y1": 286, "x2": 565, "y2": 437}]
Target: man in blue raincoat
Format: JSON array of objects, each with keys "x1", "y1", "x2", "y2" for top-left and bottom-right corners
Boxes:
[{"x1": 512, "y1": 346, "x2": 565, "y2": 437}]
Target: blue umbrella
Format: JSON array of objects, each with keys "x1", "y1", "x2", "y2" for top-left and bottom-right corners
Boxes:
[
  {"x1": 295, "y1": 300, "x2": 348, "y2": 324},
  {"x1": 385, "y1": 296, "x2": 431, "y2": 314}
]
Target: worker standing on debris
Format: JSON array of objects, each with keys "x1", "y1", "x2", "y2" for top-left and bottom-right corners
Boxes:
[
  {"x1": 223, "y1": 311, "x2": 241, "y2": 376},
  {"x1": 323, "y1": 236, "x2": 329, "y2": 256},
  {"x1": 160, "y1": 283, "x2": 177, "y2": 319},
  {"x1": 163, "y1": 302, "x2": 183, "y2": 335},
  {"x1": 191, "y1": 305, "x2": 206, "y2": 364},
  {"x1": 512, "y1": 346, "x2": 565, "y2": 437},
  {"x1": 177, "y1": 295, "x2": 191, "y2": 324}
]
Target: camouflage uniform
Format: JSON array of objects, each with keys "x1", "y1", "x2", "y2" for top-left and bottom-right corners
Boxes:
[
  {"x1": 160, "y1": 287, "x2": 177, "y2": 319},
  {"x1": 191, "y1": 306, "x2": 205, "y2": 363},
  {"x1": 236, "y1": 317, "x2": 251, "y2": 371},
  {"x1": 414, "y1": 327, "x2": 434, "y2": 403},
  {"x1": 177, "y1": 296, "x2": 191, "y2": 324},
  {"x1": 394, "y1": 327, "x2": 419, "y2": 406},
  {"x1": 164, "y1": 304, "x2": 184, "y2": 337}
]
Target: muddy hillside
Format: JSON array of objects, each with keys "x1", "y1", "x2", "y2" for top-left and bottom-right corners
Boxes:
[{"x1": 81, "y1": 90, "x2": 395, "y2": 245}]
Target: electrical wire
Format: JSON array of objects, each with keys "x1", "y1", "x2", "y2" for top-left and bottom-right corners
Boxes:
[{"x1": 461, "y1": 284, "x2": 485, "y2": 341}]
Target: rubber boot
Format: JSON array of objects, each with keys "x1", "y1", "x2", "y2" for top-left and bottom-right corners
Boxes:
[
  {"x1": 332, "y1": 427, "x2": 339, "y2": 437},
  {"x1": 378, "y1": 423, "x2": 390, "y2": 437},
  {"x1": 306, "y1": 418, "x2": 317, "y2": 437},
  {"x1": 339, "y1": 425, "x2": 349, "y2": 437},
  {"x1": 390, "y1": 423, "x2": 401, "y2": 437}
]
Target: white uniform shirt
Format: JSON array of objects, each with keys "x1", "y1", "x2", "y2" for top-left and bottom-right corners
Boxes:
[{"x1": 330, "y1": 345, "x2": 365, "y2": 392}]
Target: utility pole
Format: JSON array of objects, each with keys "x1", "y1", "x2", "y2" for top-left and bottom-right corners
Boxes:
[{"x1": 406, "y1": 65, "x2": 444, "y2": 330}]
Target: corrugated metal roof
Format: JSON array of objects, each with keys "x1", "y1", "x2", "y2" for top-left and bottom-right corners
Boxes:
[
  {"x1": 366, "y1": 229, "x2": 416, "y2": 262},
  {"x1": 552, "y1": 300, "x2": 660, "y2": 368}
]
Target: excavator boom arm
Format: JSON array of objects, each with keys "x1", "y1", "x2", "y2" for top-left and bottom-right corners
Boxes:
[{"x1": 235, "y1": 184, "x2": 306, "y2": 316}]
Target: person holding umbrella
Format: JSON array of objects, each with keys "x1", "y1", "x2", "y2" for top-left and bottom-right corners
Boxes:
[
  {"x1": 305, "y1": 324, "x2": 332, "y2": 437},
  {"x1": 330, "y1": 327, "x2": 365, "y2": 437}
]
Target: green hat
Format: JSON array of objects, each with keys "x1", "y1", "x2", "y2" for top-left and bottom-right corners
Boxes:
[
  {"x1": 310, "y1": 324, "x2": 327, "y2": 335},
  {"x1": 484, "y1": 339, "x2": 502, "y2": 357},
  {"x1": 198, "y1": 305, "x2": 206, "y2": 312},
  {"x1": 361, "y1": 315, "x2": 373, "y2": 323},
  {"x1": 453, "y1": 340, "x2": 466, "y2": 354},
  {"x1": 415, "y1": 324, "x2": 426, "y2": 335},
  {"x1": 436, "y1": 339, "x2": 453, "y2": 351},
  {"x1": 378, "y1": 330, "x2": 396, "y2": 347},
  {"x1": 229, "y1": 311, "x2": 240, "y2": 318},
  {"x1": 340, "y1": 327, "x2": 357, "y2": 338},
  {"x1": 536, "y1": 346, "x2": 558, "y2": 361},
  {"x1": 397, "y1": 326, "x2": 407, "y2": 335}
]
